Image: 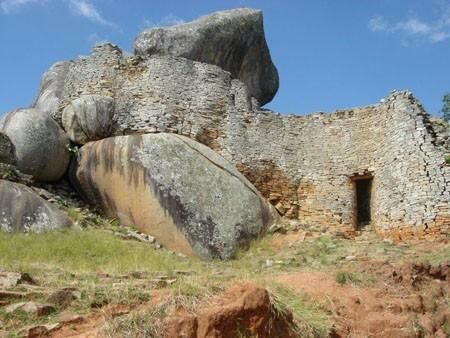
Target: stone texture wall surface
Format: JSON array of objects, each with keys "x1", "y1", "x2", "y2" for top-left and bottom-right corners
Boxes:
[
  {"x1": 375, "y1": 93, "x2": 450, "y2": 239},
  {"x1": 221, "y1": 92, "x2": 450, "y2": 239},
  {"x1": 33, "y1": 44, "x2": 253, "y2": 141},
  {"x1": 32, "y1": 44, "x2": 450, "y2": 239}
]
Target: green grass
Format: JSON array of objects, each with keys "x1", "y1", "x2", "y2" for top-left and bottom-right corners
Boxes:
[
  {"x1": 0, "y1": 309, "x2": 35, "y2": 333},
  {"x1": 335, "y1": 271, "x2": 363, "y2": 285},
  {"x1": 66, "y1": 207, "x2": 83, "y2": 223},
  {"x1": 0, "y1": 307, "x2": 59, "y2": 337},
  {"x1": 335, "y1": 271, "x2": 376, "y2": 286},
  {"x1": 68, "y1": 282, "x2": 151, "y2": 315},
  {"x1": 103, "y1": 306, "x2": 166, "y2": 338},
  {"x1": 0, "y1": 228, "x2": 334, "y2": 335},
  {"x1": 64, "y1": 208, "x2": 121, "y2": 228},
  {"x1": 268, "y1": 283, "x2": 331, "y2": 338},
  {"x1": 0, "y1": 229, "x2": 417, "y2": 283},
  {"x1": 2, "y1": 227, "x2": 447, "y2": 336},
  {"x1": 409, "y1": 315, "x2": 426, "y2": 337},
  {"x1": 0, "y1": 229, "x2": 199, "y2": 275},
  {"x1": 419, "y1": 245, "x2": 450, "y2": 265},
  {"x1": 445, "y1": 155, "x2": 450, "y2": 165},
  {"x1": 170, "y1": 277, "x2": 221, "y2": 299},
  {"x1": 442, "y1": 320, "x2": 450, "y2": 336},
  {"x1": 212, "y1": 235, "x2": 345, "y2": 280},
  {"x1": 293, "y1": 235, "x2": 341, "y2": 267}
]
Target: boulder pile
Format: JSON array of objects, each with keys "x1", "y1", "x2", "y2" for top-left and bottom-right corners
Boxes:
[{"x1": 0, "y1": 8, "x2": 280, "y2": 259}]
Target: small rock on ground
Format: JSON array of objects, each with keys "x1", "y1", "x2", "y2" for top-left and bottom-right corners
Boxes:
[
  {"x1": 0, "y1": 272, "x2": 36, "y2": 289},
  {"x1": 5, "y1": 302, "x2": 56, "y2": 317}
]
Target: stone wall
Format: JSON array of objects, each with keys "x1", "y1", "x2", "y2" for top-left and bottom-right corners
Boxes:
[
  {"x1": 33, "y1": 44, "x2": 254, "y2": 139},
  {"x1": 220, "y1": 91, "x2": 450, "y2": 239},
  {"x1": 32, "y1": 44, "x2": 450, "y2": 239},
  {"x1": 375, "y1": 93, "x2": 450, "y2": 239}
]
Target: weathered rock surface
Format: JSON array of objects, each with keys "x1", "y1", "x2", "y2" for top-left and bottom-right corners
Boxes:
[
  {"x1": 5, "y1": 301, "x2": 56, "y2": 317},
  {"x1": 0, "y1": 180, "x2": 72, "y2": 233},
  {"x1": 0, "y1": 108, "x2": 70, "y2": 182},
  {"x1": 33, "y1": 61, "x2": 71, "y2": 118},
  {"x1": 70, "y1": 133, "x2": 279, "y2": 260},
  {"x1": 135, "y1": 8, "x2": 279, "y2": 106},
  {"x1": 0, "y1": 272, "x2": 36, "y2": 289},
  {"x1": 19, "y1": 323, "x2": 62, "y2": 338},
  {"x1": 0, "y1": 132, "x2": 15, "y2": 165},
  {"x1": 62, "y1": 95, "x2": 114, "y2": 144},
  {"x1": 47, "y1": 288, "x2": 81, "y2": 309}
]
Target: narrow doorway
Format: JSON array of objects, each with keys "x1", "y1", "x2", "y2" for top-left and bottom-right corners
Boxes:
[{"x1": 353, "y1": 176, "x2": 372, "y2": 229}]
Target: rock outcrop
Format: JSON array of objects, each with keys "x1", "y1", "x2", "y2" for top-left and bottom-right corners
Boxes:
[
  {"x1": 134, "y1": 8, "x2": 278, "y2": 106},
  {"x1": 0, "y1": 108, "x2": 70, "y2": 182},
  {"x1": 0, "y1": 132, "x2": 15, "y2": 165},
  {"x1": 0, "y1": 9, "x2": 284, "y2": 252},
  {"x1": 62, "y1": 95, "x2": 114, "y2": 144},
  {"x1": 70, "y1": 133, "x2": 279, "y2": 260},
  {"x1": 0, "y1": 180, "x2": 72, "y2": 233}
]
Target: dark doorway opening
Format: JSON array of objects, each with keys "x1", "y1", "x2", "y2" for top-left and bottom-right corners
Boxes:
[{"x1": 354, "y1": 177, "x2": 372, "y2": 228}]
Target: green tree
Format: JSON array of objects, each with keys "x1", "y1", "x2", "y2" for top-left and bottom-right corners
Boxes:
[{"x1": 442, "y1": 93, "x2": 450, "y2": 121}]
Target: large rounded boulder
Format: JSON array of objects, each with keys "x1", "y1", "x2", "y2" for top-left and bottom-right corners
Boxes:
[
  {"x1": 0, "y1": 180, "x2": 72, "y2": 233},
  {"x1": 70, "y1": 133, "x2": 279, "y2": 260},
  {"x1": 33, "y1": 61, "x2": 71, "y2": 122},
  {"x1": 134, "y1": 8, "x2": 279, "y2": 106},
  {"x1": 62, "y1": 95, "x2": 115, "y2": 144},
  {"x1": 0, "y1": 108, "x2": 70, "y2": 182}
]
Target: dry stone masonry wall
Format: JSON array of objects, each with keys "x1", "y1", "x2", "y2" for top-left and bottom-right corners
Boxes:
[
  {"x1": 30, "y1": 41, "x2": 450, "y2": 240},
  {"x1": 33, "y1": 44, "x2": 253, "y2": 142},
  {"x1": 376, "y1": 93, "x2": 450, "y2": 239},
  {"x1": 23, "y1": 9, "x2": 450, "y2": 241},
  {"x1": 220, "y1": 91, "x2": 450, "y2": 239}
]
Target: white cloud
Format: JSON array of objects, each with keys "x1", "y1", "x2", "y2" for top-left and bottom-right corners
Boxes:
[
  {"x1": 431, "y1": 31, "x2": 450, "y2": 42},
  {"x1": 395, "y1": 18, "x2": 432, "y2": 35},
  {"x1": 369, "y1": 6, "x2": 450, "y2": 44},
  {"x1": 368, "y1": 16, "x2": 388, "y2": 32},
  {"x1": 69, "y1": 0, "x2": 114, "y2": 27},
  {"x1": 1, "y1": 0, "x2": 118, "y2": 30},
  {"x1": 0, "y1": 0, "x2": 46, "y2": 13},
  {"x1": 142, "y1": 13, "x2": 185, "y2": 29}
]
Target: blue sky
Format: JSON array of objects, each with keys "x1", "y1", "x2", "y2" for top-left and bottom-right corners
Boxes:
[{"x1": 1, "y1": 0, "x2": 449, "y2": 116}]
